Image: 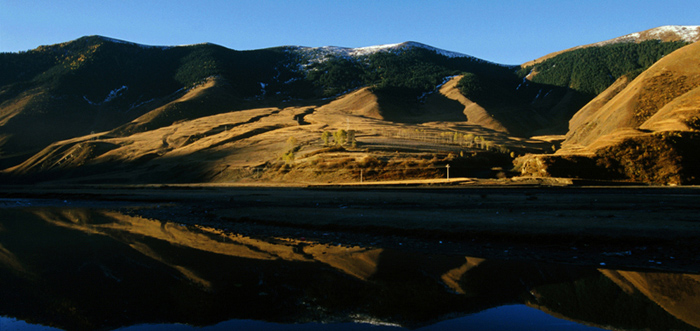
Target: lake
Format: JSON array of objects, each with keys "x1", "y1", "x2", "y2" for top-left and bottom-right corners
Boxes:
[{"x1": 0, "y1": 206, "x2": 698, "y2": 330}]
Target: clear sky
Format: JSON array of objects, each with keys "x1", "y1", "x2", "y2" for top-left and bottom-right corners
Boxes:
[{"x1": 1, "y1": 0, "x2": 697, "y2": 64}]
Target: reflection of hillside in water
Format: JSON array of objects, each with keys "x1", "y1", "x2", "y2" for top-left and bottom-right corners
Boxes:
[{"x1": 0, "y1": 208, "x2": 698, "y2": 330}]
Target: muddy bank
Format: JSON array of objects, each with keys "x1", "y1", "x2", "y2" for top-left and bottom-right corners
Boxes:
[{"x1": 1, "y1": 184, "x2": 699, "y2": 273}]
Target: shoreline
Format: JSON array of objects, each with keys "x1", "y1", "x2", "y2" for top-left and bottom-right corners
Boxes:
[{"x1": 1, "y1": 183, "x2": 699, "y2": 273}]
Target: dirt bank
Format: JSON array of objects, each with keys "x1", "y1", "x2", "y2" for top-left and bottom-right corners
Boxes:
[{"x1": 1, "y1": 183, "x2": 699, "y2": 273}]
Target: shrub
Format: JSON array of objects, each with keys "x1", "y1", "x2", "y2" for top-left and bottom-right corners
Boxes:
[
  {"x1": 281, "y1": 150, "x2": 295, "y2": 163},
  {"x1": 281, "y1": 136, "x2": 300, "y2": 164},
  {"x1": 286, "y1": 136, "x2": 298, "y2": 148},
  {"x1": 357, "y1": 155, "x2": 382, "y2": 168},
  {"x1": 456, "y1": 73, "x2": 485, "y2": 100},
  {"x1": 333, "y1": 129, "x2": 347, "y2": 146},
  {"x1": 685, "y1": 116, "x2": 700, "y2": 130},
  {"x1": 321, "y1": 131, "x2": 331, "y2": 146}
]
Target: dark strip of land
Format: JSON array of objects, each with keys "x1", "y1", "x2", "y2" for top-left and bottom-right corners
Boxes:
[{"x1": 1, "y1": 183, "x2": 699, "y2": 272}]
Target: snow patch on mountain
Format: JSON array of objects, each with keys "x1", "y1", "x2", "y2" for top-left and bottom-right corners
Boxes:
[
  {"x1": 418, "y1": 75, "x2": 459, "y2": 103},
  {"x1": 650, "y1": 25, "x2": 700, "y2": 41},
  {"x1": 591, "y1": 25, "x2": 700, "y2": 47},
  {"x1": 104, "y1": 85, "x2": 128, "y2": 103},
  {"x1": 83, "y1": 85, "x2": 128, "y2": 105},
  {"x1": 345, "y1": 41, "x2": 472, "y2": 58},
  {"x1": 289, "y1": 41, "x2": 476, "y2": 66}
]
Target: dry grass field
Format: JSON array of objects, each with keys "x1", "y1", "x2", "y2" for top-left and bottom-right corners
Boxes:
[{"x1": 2, "y1": 76, "x2": 554, "y2": 185}]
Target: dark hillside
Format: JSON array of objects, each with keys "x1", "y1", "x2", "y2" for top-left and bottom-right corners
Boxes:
[
  {"x1": 0, "y1": 37, "x2": 310, "y2": 167},
  {"x1": 520, "y1": 40, "x2": 688, "y2": 96},
  {"x1": 304, "y1": 47, "x2": 516, "y2": 99},
  {"x1": 501, "y1": 41, "x2": 690, "y2": 135},
  {"x1": 305, "y1": 46, "x2": 591, "y2": 135}
]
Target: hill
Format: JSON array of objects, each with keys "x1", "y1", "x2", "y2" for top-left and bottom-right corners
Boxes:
[
  {"x1": 518, "y1": 40, "x2": 700, "y2": 184},
  {"x1": 521, "y1": 25, "x2": 700, "y2": 68},
  {"x1": 2, "y1": 28, "x2": 700, "y2": 185},
  {"x1": 0, "y1": 36, "x2": 303, "y2": 168},
  {"x1": 0, "y1": 36, "x2": 559, "y2": 184},
  {"x1": 520, "y1": 40, "x2": 688, "y2": 96}
]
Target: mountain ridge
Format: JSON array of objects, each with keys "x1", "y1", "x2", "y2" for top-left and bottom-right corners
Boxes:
[
  {"x1": 9, "y1": 25, "x2": 697, "y2": 72},
  {"x1": 290, "y1": 41, "x2": 476, "y2": 60},
  {"x1": 1, "y1": 26, "x2": 699, "y2": 184},
  {"x1": 522, "y1": 25, "x2": 700, "y2": 68}
]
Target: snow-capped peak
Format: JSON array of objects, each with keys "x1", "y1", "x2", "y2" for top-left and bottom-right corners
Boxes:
[
  {"x1": 342, "y1": 41, "x2": 471, "y2": 58},
  {"x1": 591, "y1": 25, "x2": 700, "y2": 47},
  {"x1": 290, "y1": 41, "x2": 474, "y2": 61},
  {"x1": 646, "y1": 25, "x2": 700, "y2": 42}
]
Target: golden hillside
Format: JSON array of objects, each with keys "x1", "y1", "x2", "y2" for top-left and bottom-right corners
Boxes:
[
  {"x1": 519, "y1": 41, "x2": 700, "y2": 184},
  {"x1": 4, "y1": 75, "x2": 552, "y2": 184}
]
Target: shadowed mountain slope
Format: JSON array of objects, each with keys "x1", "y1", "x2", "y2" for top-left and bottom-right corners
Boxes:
[{"x1": 0, "y1": 36, "x2": 303, "y2": 168}]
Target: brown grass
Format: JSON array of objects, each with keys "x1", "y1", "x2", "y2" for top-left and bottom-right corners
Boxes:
[
  {"x1": 562, "y1": 41, "x2": 700, "y2": 151},
  {"x1": 595, "y1": 131, "x2": 700, "y2": 184},
  {"x1": 634, "y1": 72, "x2": 696, "y2": 125},
  {"x1": 3, "y1": 81, "x2": 551, "y2": 184}
]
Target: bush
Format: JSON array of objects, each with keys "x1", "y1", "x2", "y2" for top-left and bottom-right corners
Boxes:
[
  {"x1": 321, "y1": 131, "x2": 331, "y2": 146},
  {"x1": 357, "y1": 155, "x2": 383, "y2": 168},
  {"x1": 593, "y1": 132, "x2": 699, "y2": 184},
  {"x1": 333, "y1": 129, "x2": 347, "y2": 146},
  {"x1": 685, "y1": 116, "x2": 700, "y2": 130},
  {"x1": 281, "y1": 150, "x2": 295, "y2": 163}
]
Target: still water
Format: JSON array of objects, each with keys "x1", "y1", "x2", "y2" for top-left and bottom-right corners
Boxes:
[{"x1": 0, "y1": 207, "x2": 698, "y2": 330}]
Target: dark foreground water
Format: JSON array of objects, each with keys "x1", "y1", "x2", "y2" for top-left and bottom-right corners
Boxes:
[{"x1": 0, "y1": 207, "x2": 698, "y2": 330}]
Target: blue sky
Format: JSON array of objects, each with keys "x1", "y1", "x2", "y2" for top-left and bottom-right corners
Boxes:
[{"x1": 1, "y1": 0, "x2": 697, "y2": 64}]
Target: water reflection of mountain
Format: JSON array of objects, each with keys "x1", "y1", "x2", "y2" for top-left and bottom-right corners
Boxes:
[{"x1": 0, "y1": 208, "x2": 697, "y2": 330}]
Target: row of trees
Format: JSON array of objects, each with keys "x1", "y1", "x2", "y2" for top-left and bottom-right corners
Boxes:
[
  {"x1": 321, "y1": 129, "x2": 356, "y2": 147},
  {"x1": 389, "y1": 128, "x2": 511, "y2": 154},
  {"x1": 281, "y1": 127, "x2": 513, "y2": 169},
  {"x1": 282, "y1": 129, "x2": 359, "y2": 164}
]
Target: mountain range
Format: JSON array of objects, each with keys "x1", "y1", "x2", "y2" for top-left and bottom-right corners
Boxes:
[{"x1": 1, "y1": 25, "x2": 699, "y2": 184}]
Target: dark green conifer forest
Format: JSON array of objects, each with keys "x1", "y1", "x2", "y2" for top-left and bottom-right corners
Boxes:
[{"x1": 519, "y1": 40, "x2": 688, "y2": 96}]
